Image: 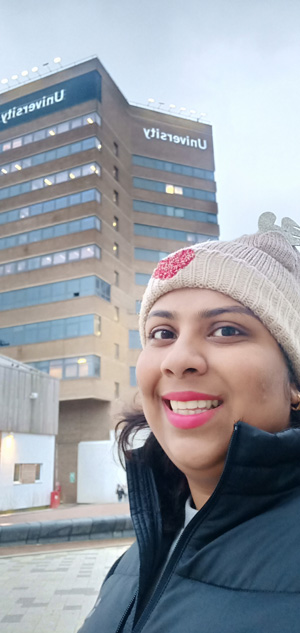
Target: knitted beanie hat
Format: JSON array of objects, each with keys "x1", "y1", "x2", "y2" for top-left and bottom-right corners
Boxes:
[{"x1": 139, "y1": 213, "x2": 300, "y2": 384}]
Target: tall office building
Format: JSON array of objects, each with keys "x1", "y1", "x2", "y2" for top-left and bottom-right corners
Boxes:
[{"x1": 0, "y1": 58, "x2": 218, "y2": 501}]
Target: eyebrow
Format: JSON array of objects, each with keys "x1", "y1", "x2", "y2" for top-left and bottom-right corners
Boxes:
[{"x1": 147, "y1": 306, "x2": 260, "y2": 321}]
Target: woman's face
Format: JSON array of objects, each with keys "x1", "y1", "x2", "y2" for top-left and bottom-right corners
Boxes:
[{"x1": 136, "y1": 288, "x2": 295, "y2": 486}]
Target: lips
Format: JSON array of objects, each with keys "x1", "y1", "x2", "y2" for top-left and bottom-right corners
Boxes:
[{"x1": 162, "y1": 391, "x2": 223, "y2": 429}]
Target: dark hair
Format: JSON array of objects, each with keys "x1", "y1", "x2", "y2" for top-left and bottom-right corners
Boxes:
[{"x1": 116, "y1": 410, "x2": 189, "y2": 532}]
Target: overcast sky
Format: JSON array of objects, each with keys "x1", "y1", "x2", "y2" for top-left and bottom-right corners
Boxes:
[{"x1": 1, "y1": 0, "x2": 300, "y2": 239}]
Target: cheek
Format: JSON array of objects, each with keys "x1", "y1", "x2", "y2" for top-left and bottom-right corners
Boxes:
[{"x1": 136, "y1": 350, "x2": 158, "y2": 395}]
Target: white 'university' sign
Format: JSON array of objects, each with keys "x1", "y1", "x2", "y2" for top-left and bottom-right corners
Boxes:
[
  {"x1": 0, "y1": 89, "x2": 65, "y2": 125},
  {"x1": 143, "y1": 127, "x2": 207, "y2": 150}
]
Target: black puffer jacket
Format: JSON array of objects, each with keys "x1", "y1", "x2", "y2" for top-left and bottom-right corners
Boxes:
[{"x1": 78, "y1": 422, "x2": 300, "y2": 633}]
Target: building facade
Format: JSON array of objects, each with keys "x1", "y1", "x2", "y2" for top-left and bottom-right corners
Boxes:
[
  {"x1": 0, "y1": 354, "x2": 59, "y2": 511},
  {"x1": 0, "y1": 58, "x2": 218, "y2": 502}
]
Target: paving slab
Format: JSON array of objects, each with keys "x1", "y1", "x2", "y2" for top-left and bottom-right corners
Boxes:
[{"x1": 0, "y1": 543, "x2": 130, "y2": 633}]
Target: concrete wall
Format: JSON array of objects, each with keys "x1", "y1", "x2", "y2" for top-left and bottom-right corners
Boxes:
[
  {"x1": 77, "y1": 434, "x2": 126, "y2": 503},
  {"x1": 0, "y1": 431, "x2": 55, "y2": 511}
]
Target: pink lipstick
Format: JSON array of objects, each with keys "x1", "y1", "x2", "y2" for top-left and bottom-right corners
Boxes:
[{"x1": 162, "y1": 391, "x2": 223, "y2": 430}]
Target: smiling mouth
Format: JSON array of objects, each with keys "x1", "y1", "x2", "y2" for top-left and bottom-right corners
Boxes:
[{"x1": 164, "y1": 399, "x2": 222, "y2": 415}]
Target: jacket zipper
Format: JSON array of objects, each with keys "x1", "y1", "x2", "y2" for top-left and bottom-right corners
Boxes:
[
  {"x1": 132, "y1": 423, "x2": 239, "y2": 633},
  {"x1": 115, "y1": 592, "x2": 137, "y2": 633}
]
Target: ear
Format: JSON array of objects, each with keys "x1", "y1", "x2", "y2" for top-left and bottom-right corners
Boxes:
[{"x1": 290, "y1": 384, "x2": 300, "y2": 407}]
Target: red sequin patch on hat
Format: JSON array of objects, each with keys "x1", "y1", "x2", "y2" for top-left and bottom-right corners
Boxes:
[{"x1": 153, "y1": 248, "x2": 195, "y2": 279}]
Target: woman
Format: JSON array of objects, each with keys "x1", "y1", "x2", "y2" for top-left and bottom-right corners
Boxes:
[{"x1": 79, "y1": 215, "x2": 300, "y2": 633}]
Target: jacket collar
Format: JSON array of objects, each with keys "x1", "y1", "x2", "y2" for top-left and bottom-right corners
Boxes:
[{"x1": 127, "y1": 421, "x2": 300, "y2": 538}]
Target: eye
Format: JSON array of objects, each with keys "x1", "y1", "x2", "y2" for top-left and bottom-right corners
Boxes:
[
  {"x1": 148, "y1": 328, "x2": 175, "y2": 341},
  {"x1": 212, "y1": 325, "x2": 244, "y2": 337}
]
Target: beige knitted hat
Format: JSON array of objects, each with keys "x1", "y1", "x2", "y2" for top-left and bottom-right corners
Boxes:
[{"x1": 139, "y1": 213, "x2": 300, "y2": 383}]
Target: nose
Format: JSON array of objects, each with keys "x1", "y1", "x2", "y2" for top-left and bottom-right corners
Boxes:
[{"x1": 160, "y1": 336, "x2": 208, "y2": 379}]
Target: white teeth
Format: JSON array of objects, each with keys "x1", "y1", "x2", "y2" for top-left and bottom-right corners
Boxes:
[{"x1": 169, "y1": 399, "x2": 220, "y2": 414}]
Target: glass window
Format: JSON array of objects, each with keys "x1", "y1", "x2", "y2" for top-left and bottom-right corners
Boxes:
[
  {"x1": 113, "y1": 190, "x2": 119, "y2": 205},
  {"x1": 30, "y1": 229, "x2": 42, "y2": 242},
  {"x1": 41, "y1": 255, "x2": 52, "y2": 267},
  {"x1": 113, "y1": 216, "x2": 119, "y2": 231},
  {"x1": 28, "y1": 257, "x2": 40, "y2": 270},
  {"x1": 57, "y1": 121, "x2": 69, "y2": 133},
  {"x1": 64, "y1": 359, "x2": 78, "y2": 379},
  {"x1": 42, "y1": 226, "x2": 54, "y2": 240},
  {"x1": 34, "y1": 129, "x2": 46, "y2": 141},
  {"x1": 49, "y1": 361, "x2": 63, "y2": 379},
  {"x1": 4, "y1": 263, "x2": 15, "y2": 275},
  {"x1": 82, "y1": 189, "x2": 94, "y2": 203},
  {"x1": 53, "y1": 252, "x2": 66, "y2": 265},
  {"x1": 114, "y1": 270, "x2": 119, "y2": 286},
  {"x1": 68, "y1": 249, "x2": 80, "y2": 261},
  {"x1": 114, "y1": 382, "x2": 120, "y2": 398},
  {"x1": 53, "y1": 223, "x2": 66, "y2": 237},
  {"x1": 113, "y1": 166, "x2": 119, "y2": 181},
  {"x1": 130, "y1": 366, "x2": 137, "y2": 387},
  {"x1": 113, "y1": 243, "x2": 119, "y2": 257},
  {"x1": 81, "y1": 245, "x2": 95, "y2": 259},
  {"x1": 129, "y1": 330, "x2": 141, "y2": 349},
  {"x1": 114, "y1": 306, "x2": 119, "y2": 322},
  {"x1": 113, "y1": 142, "x2": 119, "y2": 156},
  {"x1": 70, "y1": 193, "x2": 81, "y2": 206},
  {"x1": 17, "y1": 260, "x2": 27, "y2": 272},
  {"x1": 68, "y1": 220, "x2": 81, "y2": 234},
  {"x1": 135, "y1": 273, "x2": 151, "y2": 285},
  {"x1": 20, "y1": 207, "x2": 29, "y2": 219},
  {"x1": 114, "y1": 343, "x2": 120, "y2": 359},
  {"x1": 80, "y1": 216, "x2": 95, "y2": 231},
  {"x1": 55, "y1": 171, "x2": 68, "y2": 184},
  {"x1": 78, "y1": 360, "x2": 89, "y2": 377}
]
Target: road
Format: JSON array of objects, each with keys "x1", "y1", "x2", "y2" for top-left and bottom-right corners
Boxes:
[{"x1": 0, "y1": 541, "x2": 131, "y2": 633}]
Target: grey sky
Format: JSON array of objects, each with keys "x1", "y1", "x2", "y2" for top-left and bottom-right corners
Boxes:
[{"x1": 1, "y1": 0, "x2": 300, "y2": 238}]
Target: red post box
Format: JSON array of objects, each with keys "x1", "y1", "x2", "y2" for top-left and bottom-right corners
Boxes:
[{"x1": 50, "y1": 490, "x2": 60, "y2": 509}]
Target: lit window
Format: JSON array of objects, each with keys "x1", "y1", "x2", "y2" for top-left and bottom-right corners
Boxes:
[
  {"x1": 69, "y1": 172, "x2": 76, "y2": 180},
  {"x1": 165, "y1": 184, "x2": 174, "y2": 194},
  {"x1": 174, "y1": 186, "x2": 183, "y2": 195},
  {"x1": 113, "y1": 243, "x2": 119, "y2": 257},
  {"x1": 1, "y1": 168, "x2": 8, "y2": 174},
  {"x1": 15, "y1": 164, "x2": 22, "y2": 171},
  {"x1": 2, "y1": 142, "x2": 11, "y2": 151},
  {"x1": 12, "y1": 139, "x2": 22, "y2": 148},
  {"x1": 86, "y1": 117, "x2": 94, "y2": 124},
  {"x1": 113, "y1": 216, "x2": 119, "y2": 231},
  {"x1": 48, "y1": 130, "x2": 56, "y2": 136},
  {"x1": 44, "y1": 178, "x2": 53, "y2": 186},
  {"x1": 81, "y1": 246, "x2": 95, "y2": 259},
  {"x1": 49, "y1": 362, "x2": 63, "y2": 379}
]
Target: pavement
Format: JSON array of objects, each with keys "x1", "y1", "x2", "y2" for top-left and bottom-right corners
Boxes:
[
  {"x1": 0, "y1": 502, "x2": 132, "y2": 549},
  {"x1": 0, "y1": 542, "x2": 132, "y2": 633},
  {"x1": 0, "y1": 504, "x2": 134, "y2": 632}
]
